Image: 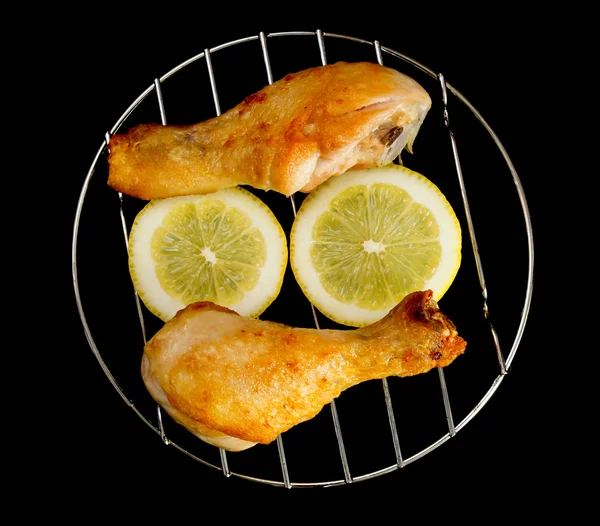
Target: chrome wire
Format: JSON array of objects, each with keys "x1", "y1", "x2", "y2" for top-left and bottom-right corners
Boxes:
[
  {"x1": 203, "y1": 48, "x2": 233, "y2": 477},
  {"x1": 311, "y1": 30, "x2": 352, "y2": 485},
  {"x1": 438, "y1": 73, "x2": 507, "y2": 376},
  {"x1": 72, "y1": 30, "x2": 534, "y2": 488},
  {"x1": 373, "y1": 39, "x2": 404, "y2": 467},
  {"x1": 152, "y1": 80, "x2": 173, "y2": 445},
  {"x1": 257, "y1": 32, "x2": 292, "y2": 489}
]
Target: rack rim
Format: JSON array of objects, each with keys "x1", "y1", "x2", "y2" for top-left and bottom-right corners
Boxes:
[{"x1": 71, "y1": 30, "x2": 534, "y2": 488}]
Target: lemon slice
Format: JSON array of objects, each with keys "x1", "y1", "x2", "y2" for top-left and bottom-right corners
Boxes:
[
  {"x1": 128, "y1": 187, "x2": 287, "y2": 321},
  {"x1": 290, "y1": 164, "x2": 462, "y2": 327}
]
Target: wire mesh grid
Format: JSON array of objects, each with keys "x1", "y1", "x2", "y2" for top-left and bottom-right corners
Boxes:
[{"x1": 72, "y1": 30, "x2": 534, "y2": 488}]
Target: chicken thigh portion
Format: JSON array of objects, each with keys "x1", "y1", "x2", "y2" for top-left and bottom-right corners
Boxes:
[
  {"x1": 141, "y1": 290, "x2": 465, "y2": 451},
  {"x1": 108, "y1": 61, "x2": 431, "y2": 199}
]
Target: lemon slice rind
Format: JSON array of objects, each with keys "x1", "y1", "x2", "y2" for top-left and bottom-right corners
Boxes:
[
  {"x1": 290, "y1": 165, "x2": 462, "y2": 327},
  {"x1": 128, "y1": 188, "x2": 287, "y2": 322}
]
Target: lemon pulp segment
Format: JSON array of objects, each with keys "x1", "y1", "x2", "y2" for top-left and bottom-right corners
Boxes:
[
  {"x1": 151, "y1": 200, "x2": 265, "y2": 306},
  {"x1": 311, "y1": 183, "x2": 442, "y2": 310}
]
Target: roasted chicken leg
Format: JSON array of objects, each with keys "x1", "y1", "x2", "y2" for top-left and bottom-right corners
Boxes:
[
  {"x1": 141, "y1": 290, "x2": 465, "y2": 451},
  {"x1": 108, "y1": 61, "x2": 431, "y2": 199}
]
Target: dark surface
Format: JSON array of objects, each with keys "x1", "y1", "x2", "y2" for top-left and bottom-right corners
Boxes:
[{"x1": 57, "y1": 25, "x2": 551, "y2": 506}]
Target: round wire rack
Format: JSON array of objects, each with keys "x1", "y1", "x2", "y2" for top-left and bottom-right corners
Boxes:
[{"x1": 72, "y1": 30, "x2": 534, "y2": 488}]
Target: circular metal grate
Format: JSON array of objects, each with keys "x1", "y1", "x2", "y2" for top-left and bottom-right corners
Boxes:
[{"x1": 72, "y1": 31, "x2": 534, "y2": 488}]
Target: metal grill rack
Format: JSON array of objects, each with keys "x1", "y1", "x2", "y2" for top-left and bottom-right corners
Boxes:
[{"x1": 72, "y1": 31, "x2": 534, "y2": 488}]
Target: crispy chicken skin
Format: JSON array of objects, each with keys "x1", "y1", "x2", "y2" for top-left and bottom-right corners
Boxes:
[
  {"x1": 108, "y1": 61, "x2": 431, "y2": 199},
  {"x1": 141, "y1": 290, "x2": 465, "y2": 451}
]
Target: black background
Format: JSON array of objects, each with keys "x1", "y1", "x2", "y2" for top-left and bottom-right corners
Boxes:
[{"x1": 57, "y1": 23, "x2": 553, "y2": 509}]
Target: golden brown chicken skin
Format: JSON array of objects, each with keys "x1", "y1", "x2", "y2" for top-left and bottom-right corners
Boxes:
[
  {"x1": 141, "y1": 290, "x2": 465, "y2": 451},
  {"x1": 108, "y1": 61, "x2": 431, "y2": 199}
]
